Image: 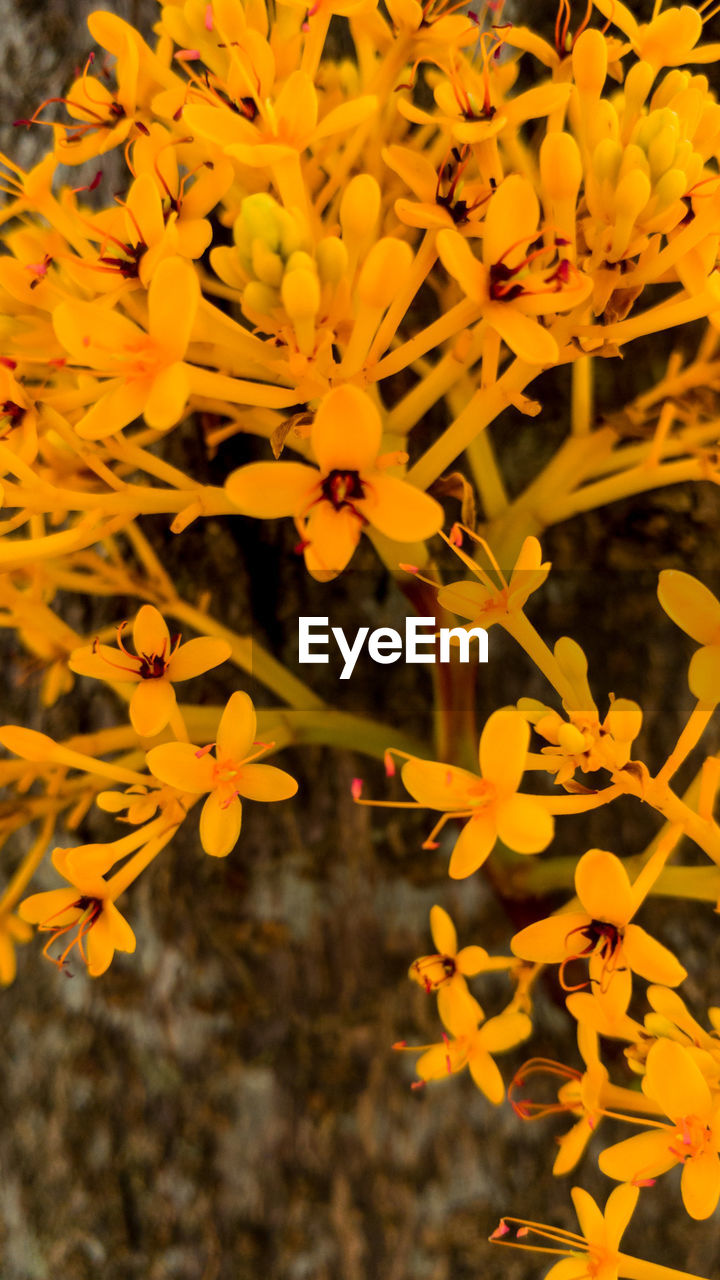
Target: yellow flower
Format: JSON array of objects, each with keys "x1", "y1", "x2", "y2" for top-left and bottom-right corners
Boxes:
[
  {"x1": 657, "y1": 568, "x2": 720, "y2": 704},
  {"x1": 400, "y1": 707, "x2": 554, "y2": 878},
  {"x1": 436, "y1": 532, "x2": 551, "y2": 630},
  {"x1": 437, "y1": 175, "x2": 593, "y2": 366},
  {"x1": 19, "y1": 846, "x2": 136, "y2": 977},
  {"x1": 146, "y1": 691, "x2": 298, "y2": 857},
  {"x1": 69, "y1": 604, "x2": 232, "y2": 738},
  {"x1": 383, "y1": 144, "x2": 489, "y2": 232},
  {"x1": 599, "y1": 1038, "x2": 720, "y2": 1219},
  {"x1": 226, "y1": 385, "x2": 444, "y2": 580},
  {"x1": 510, "y1": 1025, "x2": 610, "y2": 1176},
  {"x1": 399, "y1": 999, "x2": 532, "y2": 1104},
  {"x1": 511, "y1": 848, "x2": 687, "y2": 1009},
  {"x1": 491, "y1": 1184, "x2": 642, "y2": 1280},
  {"x1": 53, "y1": 256, "x2": 200, "y2": 438},
  {"x1": 409, "y1": 903, "x2": 512, "y2": 1025}
]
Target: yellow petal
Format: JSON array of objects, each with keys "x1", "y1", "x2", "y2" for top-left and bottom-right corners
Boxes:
[
  {"x1": 469, "y1": 1047, "x2": 505, "y2": 1104},
  {"x1": 237, "y1": 763, "x2": 297, "y2": 801},
  {"x1": 681, "y1": 1151, "x2": 720, "y2": 1220},
  {"x1": 437, "y1": 580, "x2": 494, "y2": 623},
  {"x1": 144, "y1": 362, "x2": 190, "y2": 431},
  {"x1": 315, "y1": 95, "x2": 377, "y2": 140},
  {"x1": 304, "y1": 504, "x2": 360, "y2": 580},
  {"x1": 358, "y1": 474, "x2": 443, "y2": 542},
  {"x1": 401, "y1": 759, "x2": 480, "y2": 809},
  {"x1": 86, "y1": 913, "x2": 116, "y2": 977},
  {"x1": 312, "y1": 386, "x2": 382, "y2": 473},
  {"x1": 657, "y1": 569, "x2": 720, "y2": 645},
  {"x1": 480, "y1": 1009, "x2": 532, "y2": 1054},
  {"x1": 226, "y1": 461, "x2": 318, "y2": 518},
  {"x1": 438, "y1": 981, "x2": 483, "y2": 1031},
  {"x1": 511, "y1": 912, "x2": 590, "y2": 963},
  {"x1": 129, "y1": 679, "x2": 176, "y2": 737},
  {"x1": 553, "y1": 1116, "x2": 595, "y2": 1176},
  {"x1": 69, "y1": 643, "x2": 140, "y2": 682},
  {"x1": 448, "y1": 811, "x2": 497, "y2": 878},
  {"x1": 642, "y1": 1038, "x2": 712, "y2": 1122},
  {"x1": 216, "y1": 690, "x2": 257, "y2": 763},
  {"x1": 133, "y1": 604, "x2": 170, "y2": 657},
  {"x1": 598, "y1": 1128, "x2": 677, "y2": 1182},
  {"x1": 483, "y1": 175, "x2": 539, "y2": 268},
  {"x1": 127, "y1": 171, "x2": 165, "y2": 247},
  {"x1": 479, "y1": 706, "x2": 529, "y2": 795},
  {"x1": 497, "y1": 793, "x2": 554, "y2": 854},
  {"x1": 603, "y1": 1183, "x2": 640, "y2": 1251},
  {"x1": 688, "y1": 645, "x2": 720, "y2": 705},
  {"x1": 104, "y1": 900, "x2": 136, "y2": 954},
  {"x1": 436, "y1": 229, "x2": 486, "y2": 303},
  {"x1": 570, "y1": 1187, "x2": 604, "y2": 1244},
  {"x1": 146, "y1": 741, "x2": 215, "y2": 792},
  {"x1": 430, "y1": 904, "x2": 457, "y2": 955},
  {"x1": 167, "y1": 637, "x2": 232, "y2": 682},
  {"x1": 487, "y1": 302, "x2": 559, "y2": 364},
  {"x1": 200, "y1": 791, "x2": 242, "y2": 857},
  {"x1": 75, "y1": 379, "x2": 151, "y2": 440},
  {"x1": 53, "y1": 301, "x2": 143, "y2": 361},
  {"x1": 575, "y1": 849, "x2": 635, "y2": 925},
  {"x1": 147, "y1": 256, "x2": 199, "y2": 360},
  {"x1": 18, "y1": 888, "x2": 79, "y2": 926},
  {"x1": 622, "y1": 924, "x2": 686, "y2": 986}
]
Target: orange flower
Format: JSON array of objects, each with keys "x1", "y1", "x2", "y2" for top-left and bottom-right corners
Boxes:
[
  {"x1": 599, "y1": 1038, "x2": 720, "y2": 1220},
  {"x1": 226, "y1": 385, "x2": 444, "y2": 580},
  {"x1": 409, "y1": 904, "x2": 512, "y2": 1025},
  {"x1": 69, "y1": 604, "x2": 232, "y2": 737},
  {"x1": 400, "y1": 707, "x2": 554, "y2": 878},
  {"x1": 19, "y1": 846, "x2": 135, "y2": 978},
  {"x1": 146, "y1": 691, "x2": 298, "y2": 857}
]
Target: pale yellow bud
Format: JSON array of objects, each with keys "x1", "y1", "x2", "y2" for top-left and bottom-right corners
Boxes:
[
  {"x1": 540, "y1": 132, "x2": 582, "y2": 203},
  {"x1": 610, "y1": 169, "x2": 652, "y2": 260},
  {"x1": 339, "y1": 174, "x2": 381, "y2": 246},
  {"x1": 316, "y1": 237, "x2": 348, "y2": 285},
  {"x1": 284, "y1": 250, "x2": 315, "y2": 275},
  {"x1": 251, "y1": 240, "x2": 284, "y2": 287},
  {"x1": 624, "y1": 61, "x2": 655, "y2": 117},
  {"x1": 652, "y1": 167, "x2": 688, "y2": 211},
  {"x1": 618, "y1": 144, "x2": 650, "y2": 184},
  {"x1": 281, "y1": 267, "x2": 320, "y2": 320},
  {"x1": 592, "y1": 138, "x2": 623, "y2": 185},
  {"x1": 357, "y1": 238, "x2": 413, "y2": 310},
  {"x1": 648, "y1": 126, "x2": 680, "y2": 181},
  {"x1": 242, "y1": 281, "x2": 278, "y2": 316},
  {"x1": 573, "y1": 28, "x2": 607, "y2": 98}
]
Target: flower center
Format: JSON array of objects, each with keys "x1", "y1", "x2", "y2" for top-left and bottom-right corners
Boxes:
[
  {"x1": 669, "y1": 1115, "x2": 713, "y2": 1162},
  {"x1": 321, "y1": 469, "x2": 366, "y2": 511},
  {"x1": 39, "y1": 895, "x2": 103, "y2": 971},
  {"x1": 410, "y1": 953, "x2": 457, "y2": 991}
]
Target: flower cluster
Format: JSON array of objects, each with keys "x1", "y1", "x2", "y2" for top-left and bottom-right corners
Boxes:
[{"x1": 2, "y1": 0, "x2": 720, "y2": 1274}]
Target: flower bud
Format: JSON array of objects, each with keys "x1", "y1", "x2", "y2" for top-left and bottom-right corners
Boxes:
[
  {"x1": 357, "y1": 238, "x2": 413, "y2": 309},
  {"x1": 251, "y1": 239, "x2": 284, "y2": 287},
  {"x1": 340, "y1": 174, "x2": 381, "y2": 246},
  {"x1": 573, "y1": 28, "x2": 607, "y2": 98},
  {"x1": 316, "y1": 236, "x2": 348, "y2": 285},
  {"x1": 242, "y1": 280, "x2": 278, "y2": 316},
  {"x1": 624, "y1": 61, "x2": 655, "y2": 118},
  {"x1": 540, "y1": 132, "x2": 582, "y2": 204}
]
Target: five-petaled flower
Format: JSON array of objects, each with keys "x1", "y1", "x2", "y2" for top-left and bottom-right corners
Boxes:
[
  {"x1": 19, "y1": 846, "x2": 136, "y2": 978},
  {"x1": 146, "y1": 691, "x2": 298, "y2": 857},
  {"x1": 599, "y1": 1038, "x2": 720, "y2": 1220},
  {"x1": 70, "y1": 604, "x2": 232, "y2": 738},
  {"x1": 226, "y1": 385, "x2": 444, "y2": 580},
  {"x1": 409, "y1": 903, "x2": 512, "y2": 1025},
  {"x1": 399, "y1": 706, "x2": 554, "y2": 878},
  {"x1": 511, "y1": 847, "x2": 686, "y2": 1011}
]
